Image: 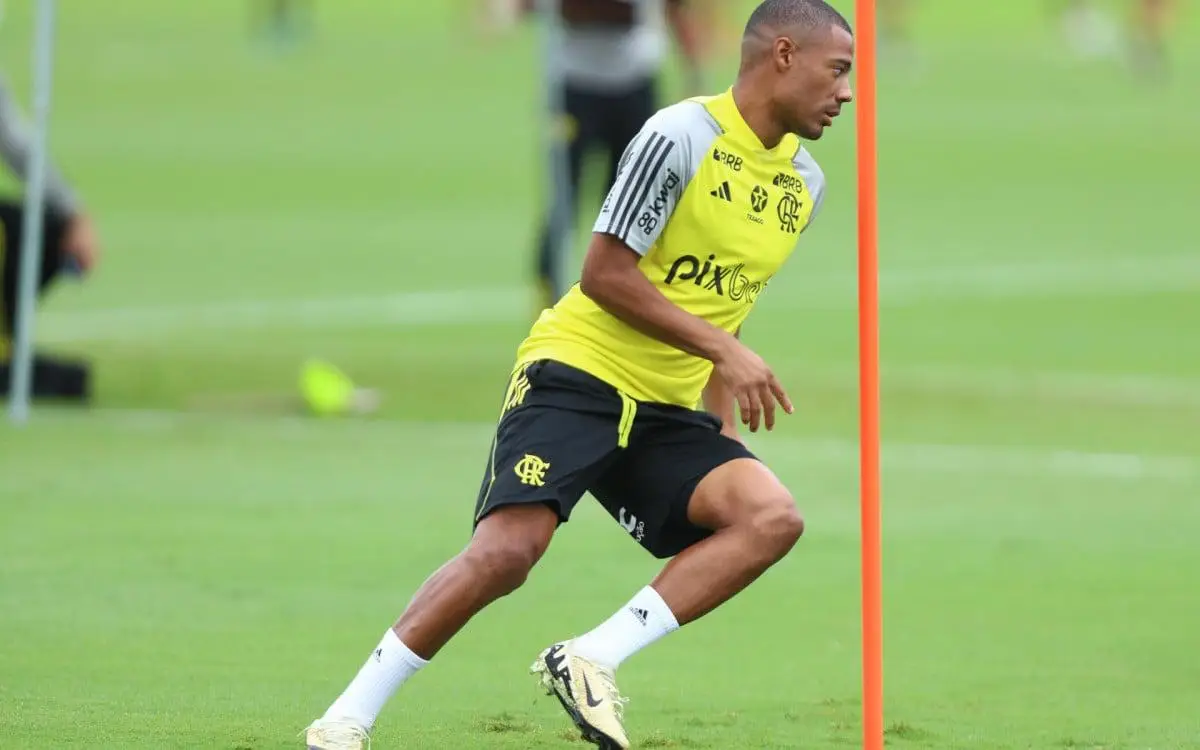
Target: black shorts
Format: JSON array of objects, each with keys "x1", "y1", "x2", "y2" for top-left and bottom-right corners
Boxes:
[
  {"x1": 537, "y1": 77, "x2": 658, "y2": 283},
  {"x1": 473, "y1": 359, "x2": 757, "y2": 559},
  {"x1": 561, "y1": 77, "x2": 658, "y2": 195},
  {"x1": 0, "y1": 199, "x2": 70, "y2": 337}
]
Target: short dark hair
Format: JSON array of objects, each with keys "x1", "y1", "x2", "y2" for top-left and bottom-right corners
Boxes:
[{"x1": 744, "y1": 0, "x2": 852, "y2": 39}]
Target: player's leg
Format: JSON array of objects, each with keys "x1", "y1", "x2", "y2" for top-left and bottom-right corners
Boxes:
[
  {"x1": 579, "y1": 451, "x2": 800, "y2": 665},
  {"x1": 533, "y1": 409, "x2": 799, "y2": 747},
  {"x1": 603, "y1": 76, "x2": 657, "y2": 195},
  {"x1": 878, "y1": 0, "x2": 916, "y2": 62},
  {"x1": 1130, "y1": 0, "x2": 1173, "y2": 76},
  {"x1": 391, "y1": 503, "x2": 558, "y2": 658},
  {"x1": 306, "y1": 360, "x2": 624, "y2": 749},
  {"x1": 251, "y1": 0, "x2": 313, "y2": 45},
  {"x1": 644, "y1": 458, "x2": 801, "y2": 622},
  {"x1": 306, "y1": 504, "x2": 560, "y2": 749},
  {"x1": 535, "y1": 84, "x2": 591, "y2": 310}
]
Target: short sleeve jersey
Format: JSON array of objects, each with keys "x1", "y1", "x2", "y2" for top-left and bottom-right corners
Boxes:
[{"x1": 515, "y1": 88, "x2": 828, "y2": 408}]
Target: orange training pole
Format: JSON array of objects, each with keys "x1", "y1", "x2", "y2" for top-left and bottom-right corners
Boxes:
[{"x1": 854, "y1": 1, "x2": 883, "y2": 749}]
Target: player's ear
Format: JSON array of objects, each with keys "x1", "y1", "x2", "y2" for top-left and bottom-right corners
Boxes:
[{"x1": 773, "y1": 35, "x2": 796, "y2": 71}]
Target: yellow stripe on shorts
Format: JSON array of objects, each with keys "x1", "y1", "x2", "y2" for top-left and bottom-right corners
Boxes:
[{"x1": 617, "y1": 391, "x2": 637, "y2": 449}]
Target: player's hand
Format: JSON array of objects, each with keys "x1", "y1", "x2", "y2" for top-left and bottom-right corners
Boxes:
[
  {"x1": 712, "y1": 336, "x2": 792, "y2": 433},
  {"x1": 62, "y1": 212, "x2": 100, "y2": 274}
]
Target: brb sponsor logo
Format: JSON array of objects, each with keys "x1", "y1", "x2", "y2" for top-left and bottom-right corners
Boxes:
[
  {"x1": 772, "y1": 172, "x2": 805, "y2": 192},
  {"x1": 637, "y1": 168, "x2": 681, "y2": 235},
  {"x1": 712, "y1": 147, "x2": 743, "y2": 172},
  {"x1": 664, "y1": 254, "x2": 765, "y2": 304}
]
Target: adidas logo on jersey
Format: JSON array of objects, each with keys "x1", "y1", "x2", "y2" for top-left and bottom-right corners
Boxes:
[{"x1": 709, "y1": 181, "x2": 732, "y2": 202}]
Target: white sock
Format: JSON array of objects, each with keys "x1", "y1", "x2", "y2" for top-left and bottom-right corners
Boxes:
[
  {"x1": 322, "y1": 629, "x2": 428, "y2": 729},
  {"x1": 571, "y1": 586, "x2": 680, "y2": 670}
]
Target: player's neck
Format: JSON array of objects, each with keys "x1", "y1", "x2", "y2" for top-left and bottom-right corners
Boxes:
[{"x1": 731, "y1": 80, "x2": 785, "y2": 151}]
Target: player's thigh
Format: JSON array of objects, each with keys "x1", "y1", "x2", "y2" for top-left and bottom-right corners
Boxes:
[
  {"x1": 590, "y1": 411, "x2": 763, "y2": 559},
  {"x1": 473, "y1": 361, "x2": 623, "y2": 528},
  {"x1": 685, "y1": 455, "x2": 799, "y2": 534}
]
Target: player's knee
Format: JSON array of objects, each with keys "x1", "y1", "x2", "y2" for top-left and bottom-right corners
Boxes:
[
  {"x1": 748, "y1": 490, "x2": 805, "y2": 557},
  {"x1": 464, "y1": 537, "x2": 542, "y2": 595},
  {"x1": 466, "y1": 504, "x2": 557, "y2": 594}
]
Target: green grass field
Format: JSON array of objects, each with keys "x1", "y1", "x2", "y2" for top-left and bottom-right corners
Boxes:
[{"x1": 2, "y1": 1, "x2": 1199, "y2": 747}]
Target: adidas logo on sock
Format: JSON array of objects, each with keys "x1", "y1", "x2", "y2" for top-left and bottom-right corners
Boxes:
[{"x1": 629, "y1": 607, "x2": 649, "y2": 626}]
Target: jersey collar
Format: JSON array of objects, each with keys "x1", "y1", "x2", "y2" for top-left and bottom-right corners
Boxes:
[{"x1": 705, "y1": 87, "x2": 799, "y2": 159}]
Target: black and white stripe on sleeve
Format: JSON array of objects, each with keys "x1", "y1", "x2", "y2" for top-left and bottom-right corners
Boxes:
[{"x1": 595, "y1": 128, "x2": 684, "y2": 255}]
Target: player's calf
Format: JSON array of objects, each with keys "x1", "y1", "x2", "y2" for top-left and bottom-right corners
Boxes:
[{"x1": 307, "y1": 504, "x2": 558, "y2": 744}]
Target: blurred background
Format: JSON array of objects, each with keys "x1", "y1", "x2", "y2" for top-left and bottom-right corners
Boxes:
[{"x1": 1, "y1": 1, "x2": 1197, "y2": 748}]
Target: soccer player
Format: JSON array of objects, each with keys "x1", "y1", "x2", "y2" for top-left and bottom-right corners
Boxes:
[
  {"x1": 304, "y1": 1, "x2": 853, "y2": 748},
  {"x1": 1128, "y1": 0, "x2": 1175, "y2": 76},
  {"x1": 0, "y1": 73, "x2": 99, "y2": 402},
  {"x1": 521, "y1": 0, "x2": 710, "y2": 309},
  {"x1": 878, "y1": 0, "x2": 916, "y2": 62},
  {"x1": 1057, "y1": 0, "x2": 1175, "y2": 72}
]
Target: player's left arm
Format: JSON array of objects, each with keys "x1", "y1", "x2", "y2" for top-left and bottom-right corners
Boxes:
[{"x1": 702, "y1": 326, "x2": 743, "y2": 443}]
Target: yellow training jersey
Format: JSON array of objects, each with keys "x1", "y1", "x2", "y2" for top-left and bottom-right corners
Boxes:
[{"x1": 516, "y1": 88, "x2": 828, "y2": 408}]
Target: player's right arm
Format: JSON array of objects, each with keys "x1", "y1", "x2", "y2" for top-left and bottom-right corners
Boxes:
[
  {"x1": 582, "y1": 232, "x2": 791, "y2": 433},
  {"x1": 581, "y1": 113, "x2": 792, "y2": 432},
  {"x1": 701, "y1": 327, "x2": 744, "y2": 442}
]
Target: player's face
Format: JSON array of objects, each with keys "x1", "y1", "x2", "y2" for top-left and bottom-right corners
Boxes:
[{"x1": 775, "y1": 26, "x2": 855, "y2": 140}]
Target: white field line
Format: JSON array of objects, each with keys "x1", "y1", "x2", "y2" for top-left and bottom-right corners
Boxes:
[
  {"x1": 34, "y1": 255, "x2": 1200, "y2": 344},
  {"x1": 763, "y1": 438, "x2": 1198, "y2": 484},
  {"x1": 20, "y1": 408, "x2": 1198, "y2": 485},
  {"x1": 36, "y1": 288, "x2": 527, "y2": 343},
  {"x1": 778, "y1": 363, "x2": 1200, "y2": 410}
]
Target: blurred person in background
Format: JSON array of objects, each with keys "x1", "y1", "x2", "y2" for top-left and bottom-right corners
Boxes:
[
  {"x1": 0, "y1": 74, "x2": 99, "y2": 403},
  {"x1": 250, "y1": 0, "x2": 315, "y2": 48},
  {"x1": 1127, "y1": 0, "x2": 1175, "y2": 75},
  {"x1": 879, "y1": 0, "x2": 916, "y2": 62},
  {"x1": 1058, "y1": 0, "x2": 1175, "y2": 73},
  {"x1": 879, "y1": 0, "x2": 1176, "y2": 76},
  {"x1": 486, "y1": 0, "x2": 716, "y2": 310}
]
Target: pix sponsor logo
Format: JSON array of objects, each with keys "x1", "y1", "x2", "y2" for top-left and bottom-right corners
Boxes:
[{"x1": 664, "y1": 253, "x2": 765, "y2": 304}]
